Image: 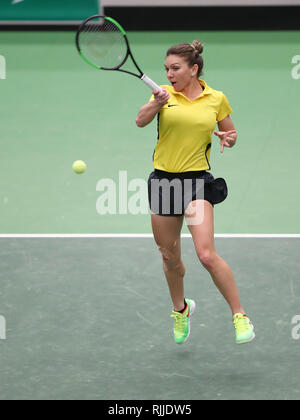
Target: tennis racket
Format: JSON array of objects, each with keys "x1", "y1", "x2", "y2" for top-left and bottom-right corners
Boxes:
[{"x1": 75, "y1": 15, "x2": 161, "y2": 91}]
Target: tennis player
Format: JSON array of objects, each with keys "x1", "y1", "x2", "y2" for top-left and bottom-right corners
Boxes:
[{"x1": 136, "y1": 41, "x2": 255, "y2": 345}]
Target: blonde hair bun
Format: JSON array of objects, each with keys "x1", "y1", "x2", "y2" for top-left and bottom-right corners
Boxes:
[{"x1": 191, "y1": 40, "x2": 204, "y2": 55}]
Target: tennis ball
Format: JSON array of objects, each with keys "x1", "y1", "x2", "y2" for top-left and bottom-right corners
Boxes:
[{"x1": 72, "y1": 160, "x2": 86, "y2": 174}]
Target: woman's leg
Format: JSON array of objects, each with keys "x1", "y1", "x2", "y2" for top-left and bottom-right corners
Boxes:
[
  {"x1": 151, "y1": 213, "x2": 185, "y2": 312},
  {"x1": 185, "y1": 200, "x2": 245, "y2": 315}
]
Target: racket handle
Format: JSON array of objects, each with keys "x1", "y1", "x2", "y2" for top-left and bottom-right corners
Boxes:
[{"x1": 141, "y1": 74, "x2": 162, "y2": 91}]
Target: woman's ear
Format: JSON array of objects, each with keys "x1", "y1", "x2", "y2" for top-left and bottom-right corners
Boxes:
[{"x1": 192, "y1": 63, "x2": 199, "y2": 77}]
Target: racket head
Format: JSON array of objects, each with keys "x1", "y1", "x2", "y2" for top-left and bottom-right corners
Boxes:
[{"x1": 76, "y1": 15, "x2": 128, "y2": 70}]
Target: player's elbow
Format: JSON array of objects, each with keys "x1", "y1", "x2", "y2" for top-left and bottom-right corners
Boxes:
[{"x1": 136, "y1": 116, "x2": 146, "y2": 127}]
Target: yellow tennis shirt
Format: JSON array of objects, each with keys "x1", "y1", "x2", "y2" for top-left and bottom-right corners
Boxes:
[{"x1": 150, "y1": 79, "x2": 233, "y2": 172}]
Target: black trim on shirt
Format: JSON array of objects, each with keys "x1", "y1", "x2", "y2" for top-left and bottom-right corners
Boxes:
[
  {"x1": 205, "y1": 143, "x2": 212, "y2": 171},
  {"x1": 152, "y1": 112, "x2": 160, "y2": 162}
]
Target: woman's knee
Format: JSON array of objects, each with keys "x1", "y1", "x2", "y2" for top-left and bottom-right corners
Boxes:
[
  {"x1": 196, "y1": 247, "x2": 217, "y2": 268},
  {"x1": 158, "y1": 240, "x2": 178, "y2": 263},
  {"x1": 158, "y1": 241, "x2": 183, "y2": 271}
]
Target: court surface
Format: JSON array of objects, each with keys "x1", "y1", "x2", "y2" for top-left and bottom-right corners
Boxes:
[
  {"x1": 0, "y1": 31, "x2": 300, "y2": 234},
  {"x1": 0, "y1": 237, "x2": 300, "y2": 400},
  {"x1": 0, "y1": 30, "x2": 300, "y2": 400}
]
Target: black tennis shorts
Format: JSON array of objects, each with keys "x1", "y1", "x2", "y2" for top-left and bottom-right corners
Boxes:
[{"x1": 148, "y1": 169, "x2": 228, "y2": 217}]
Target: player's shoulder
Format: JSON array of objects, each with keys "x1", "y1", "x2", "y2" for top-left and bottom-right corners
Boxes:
[
  {"x1": 211, "y1": 88, "x2": 226, "y2": 97},
  {"x1": 206, "y1": 85, "x2": 226, "y2": 99},
  {"x1": 201, "y1": 80, "x2": 226, "y2": 98}
]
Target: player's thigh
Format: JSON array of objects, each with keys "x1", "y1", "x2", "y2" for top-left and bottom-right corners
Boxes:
[
  {"x1": 151, "y1": 214, "x2": 184, "y2": 258},
  {"x1": 185, "y1": 200, "x2": 216, "y2": 258}
]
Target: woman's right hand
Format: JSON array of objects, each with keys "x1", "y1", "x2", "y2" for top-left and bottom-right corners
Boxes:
[
  {"x1": 136, "y1": 88, "x2": 170, "y2": 128},
  {"x1": 153, "y1": 88, "x2": 170, "y2": 106}
]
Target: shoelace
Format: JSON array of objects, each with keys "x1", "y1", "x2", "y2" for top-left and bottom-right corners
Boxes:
[
  {"x1": 233, "y1": 315, "x2": 249, "y2": 332},
  {"x1": 170, "y1": 311, "x2": 185, "y2": 332}
]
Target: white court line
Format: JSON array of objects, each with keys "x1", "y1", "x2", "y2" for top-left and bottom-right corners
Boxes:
[{"x1": 0, "y1": 234, "x2": 300, "y2": 238}]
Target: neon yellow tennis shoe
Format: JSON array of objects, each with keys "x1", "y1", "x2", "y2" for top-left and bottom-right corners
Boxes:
[
  {"x1": 233, "y1": 313, "x2": 255, "y2": 344},
  {"x1": 170, "y1": 298, "x2": 196, "y2": 344}
]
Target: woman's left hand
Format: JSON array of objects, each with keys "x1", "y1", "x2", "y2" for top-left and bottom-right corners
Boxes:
[{"x1": 214, "y1": 130, "x2": 237, "y2": 153}]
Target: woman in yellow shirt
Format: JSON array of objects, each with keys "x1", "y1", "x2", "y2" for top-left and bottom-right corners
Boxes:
[{"x1": 136, "y1": 41, "x2": 255, "y2": 345}]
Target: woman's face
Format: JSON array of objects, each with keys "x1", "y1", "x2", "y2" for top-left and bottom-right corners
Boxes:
[{"x1": 164, "y1": 54, "x2": 198, "y2": 91}]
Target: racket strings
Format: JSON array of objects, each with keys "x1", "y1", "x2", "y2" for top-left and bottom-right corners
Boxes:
[{"x1": 78, "y1": 18, "x2": 126, "y2": 69}]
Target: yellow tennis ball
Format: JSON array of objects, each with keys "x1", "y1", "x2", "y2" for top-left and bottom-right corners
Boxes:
[{"x1": 72, "y1": 160, "x2": 86, "y2": 174}]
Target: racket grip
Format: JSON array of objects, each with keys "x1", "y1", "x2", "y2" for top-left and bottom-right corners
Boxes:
[{"x1": 141, "y1": 74, "x2": 162, "y2": 91}]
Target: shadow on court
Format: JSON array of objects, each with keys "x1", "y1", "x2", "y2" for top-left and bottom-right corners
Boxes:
[{"x1": 0, "y1": 238, "x2": 299, "y2": 400}]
